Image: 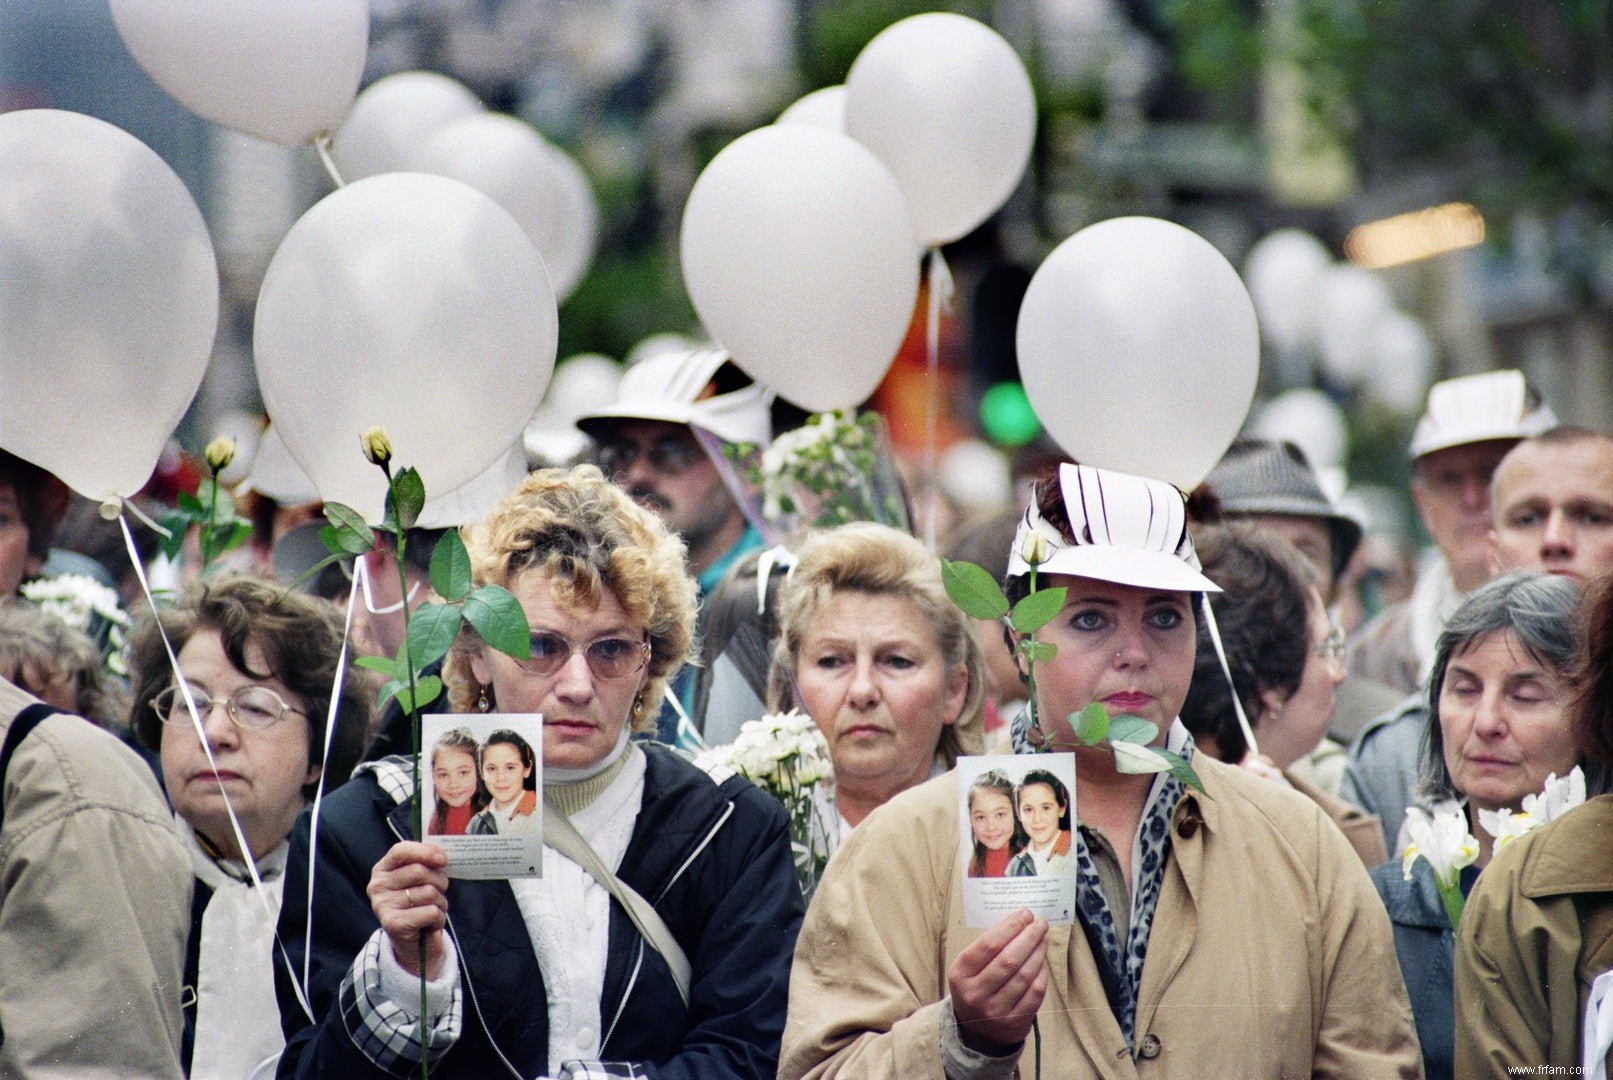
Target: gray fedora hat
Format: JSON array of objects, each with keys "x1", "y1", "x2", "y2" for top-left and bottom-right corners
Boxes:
[{"x1": 1205, "y1": 438, "x2": 1363, "y2": 580}]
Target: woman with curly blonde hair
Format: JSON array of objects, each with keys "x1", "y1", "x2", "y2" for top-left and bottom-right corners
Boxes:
[{"x1": 279, "y1": 465, "x2": 803, "y2": 1080}]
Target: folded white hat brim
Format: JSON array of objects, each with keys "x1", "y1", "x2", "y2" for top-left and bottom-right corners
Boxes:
[{"x1": 1034, "y1": 542, "x2": 1221, "y2": 594}]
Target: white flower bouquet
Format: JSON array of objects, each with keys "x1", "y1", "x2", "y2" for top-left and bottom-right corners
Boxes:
[
  {"x1": 753, "y1": 409, "x2": 908, "y2": 531},
  {"x1": 700, "y1": 710, "x2": 835, "y2": 900},
  {"x1": 20, "y1": 573, "x2": 130, "y2": 677}
]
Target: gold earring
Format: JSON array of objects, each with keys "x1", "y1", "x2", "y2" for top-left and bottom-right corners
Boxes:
[{"x1": 477, "y1": 687, "x2": 491, "y2": 713}]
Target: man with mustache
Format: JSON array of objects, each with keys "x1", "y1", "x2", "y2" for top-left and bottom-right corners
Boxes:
[{"x1": 577, "y1": 346, "x2": 771, "y2": 742}]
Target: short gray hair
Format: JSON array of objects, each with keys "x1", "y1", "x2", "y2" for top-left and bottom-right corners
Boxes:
[{"x1": 1420, "y1": 572, "x2": 1593, "y2": 800}]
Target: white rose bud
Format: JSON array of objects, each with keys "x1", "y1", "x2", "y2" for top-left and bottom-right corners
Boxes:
[
  {"x1": 360, "y1": 427, "x2": 393, "y2": 467},
  {"x1": 204, "y1": 436, "x2": 236, "y2": 473},
  {"x1": 1020, "y1": 528, "x2": 1051, "y2": 568}
]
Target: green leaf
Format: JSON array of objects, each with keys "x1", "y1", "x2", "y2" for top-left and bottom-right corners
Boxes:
[
  {"x1": 428, "y1": 529, "x2": 473, "y2": 602},
  {"x1": 1154, "y1": 748, "x2": 1206, "y2": 794},
  {"x1": 354, "y1": 655, "x2": 397, "y2": 677},
  {"x1": 322, "y1": 503, "x2": 374, "y2": 555},
  {"x1": 283, "y1": 551, "x2": 351, "y2": 594},
  {"x1": 395, "y1": 675, "x2": 443, "y2": 715},
  {"x1": 463, "y1": 585, "x2": 530, "y2": 660},
  {"x1": 1111, "y1": 740, "x2": 1173, "y2": 775},
  {"x1": 389, "y1": 467, "x2": 426, "y2": 532},
  {"x1": 1106, "y1": 715, "x2": 1159, "y2": 746},
  {"x1": 1020, "y1": 640, "x2": 1057, "y2": 664},
  {"x1": 375, "y1": 678, "x2": 404, "y2": 712},
  {"x1": 177, "y1": 490, "x2": 207, "y2": 517},
  {"x1": 1009, "y1": 586, "x2": 1067, "y2": 635},
  {"x1": 1072, "y1": 702, "x2": 1110, "y2": 746},
  {"x1": 157, "y1": 512, "x2": 190, "y2": 561},
  {"x1": 406, "y1": 602, "x2": 463, "y2": 670},
  {"x1": 940, "y1": 559, "x2": 1010, "y2": 620}
]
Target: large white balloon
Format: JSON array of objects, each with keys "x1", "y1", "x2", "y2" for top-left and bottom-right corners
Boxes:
[
  {"x1": 255, "y1": 173, "x2": 557, "y2": 524},
  {"x1": 0, "y1": 110, "x2": 218, "y2": 501},
  {"x1": 1250, "y1": 388, "x2": 1350, "y2": 471},
  {"x1": 681, "y1": 125, "x2": 921, "y2": 413},
  {"x1": 1367, "y1": 311, "x2": 1437, "y2": 414},
  {"x1": 410, "y1": 114, "x2": 564, "y2": 280},
  {"x1": 416, "y1": 443, "x2": 529, "y2": 529},
  {"x1": 777, "y1": 85, "x2": 846, "y2": 131},
  {"x1": 110, "y1": 0, "x2": 367, "y2": 146},
  {"x1": 331, "y1": 71, "x2": 484, "y2": 182},
  {"x1": 1243, "y1": 229, "x2": 1332, "y2": 353},
  {"x1": 537, "y1": 143, "x2": 599, "y2": 302},
  {"x1": 844, "y1": 13, "x2": 1035, "y2": 246},
  {"x1": 1315, "y1": 264, "x2": 1396, "y2": 384},
  {"x1": 1017, "y1": 217, "x2": 1259, "y2": 491}
]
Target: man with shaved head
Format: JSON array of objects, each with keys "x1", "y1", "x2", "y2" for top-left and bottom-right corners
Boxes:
[{"x1": 1489, "y1": 426, "x2": 1613, "y2": 584}]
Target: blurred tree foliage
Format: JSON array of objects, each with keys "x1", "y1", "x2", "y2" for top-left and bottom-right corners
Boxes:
[{"x1": 1155, "y1": 0, "x2": 1613, "y2": 223}]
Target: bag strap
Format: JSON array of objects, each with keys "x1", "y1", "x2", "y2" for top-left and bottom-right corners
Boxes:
[
  {"x1": 542, "y1": 798, "x2": 691, "y2": 1006},
  {"x1": 0, "y1": 703, "x2": 62, "y2": 836}
]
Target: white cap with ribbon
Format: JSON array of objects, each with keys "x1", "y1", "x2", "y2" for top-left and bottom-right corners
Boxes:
[
  {"x1": 575, "y1": 345, "x2": 773, "y2": 447},
  {"x1": 1408, "y1": 369, "x2": 1557, "y2": 460},
  {"x1": 1007, "y1": 462, "x2": 1220, "y2": 594}
]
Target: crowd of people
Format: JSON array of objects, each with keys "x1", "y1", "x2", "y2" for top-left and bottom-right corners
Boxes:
[{"x1": 4, "y1": 354, "x2": 1613, "y2": 1078}]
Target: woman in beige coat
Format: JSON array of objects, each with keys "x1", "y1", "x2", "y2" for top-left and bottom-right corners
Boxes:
[{"x1": 780, "y1": 464, "x2": 1421, "y2": 1079}]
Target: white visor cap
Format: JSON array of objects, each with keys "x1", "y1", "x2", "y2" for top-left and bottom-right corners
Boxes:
[
  {"x1": 1408, "y1": 369, "x2": 1557, "y2": 459},
  {"x1": 1006, "y1": 463, "x2": 1220, "y2": 593},
  {"x1": 575, "y1": 346, "x2": 773, "y2": 447}
]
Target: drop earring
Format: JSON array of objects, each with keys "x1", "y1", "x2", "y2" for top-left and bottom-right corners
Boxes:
[{"x1": 477, "y1": 687, "x2": 491, "y2": 712}]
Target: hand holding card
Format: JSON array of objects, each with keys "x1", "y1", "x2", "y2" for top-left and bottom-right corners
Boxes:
[{"x1": 948, "y1": 909, "x2": 1050, "y2": 1054}]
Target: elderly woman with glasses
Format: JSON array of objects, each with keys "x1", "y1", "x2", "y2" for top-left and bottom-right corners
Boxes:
[
  {"x1": 276, "y1": 465, "x2": 803, "y2": 1080},
  {"x1": 128, "y1": 575, "x2": 369, "y2": 1078}
]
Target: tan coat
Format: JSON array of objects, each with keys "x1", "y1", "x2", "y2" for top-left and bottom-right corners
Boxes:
[
  {"x1": 0, "y1": 677, "x2": 191, "y2": 1079},
  {"x1": 1455, "y1": 793, "x2": 1613, "y2": 1078},
  {"x1": 781, "y1": 754, "x2": 1421, "y2": 1079},
  {"x1": 1285, "y1": 768, "x2": 1389, "y2": 870}
]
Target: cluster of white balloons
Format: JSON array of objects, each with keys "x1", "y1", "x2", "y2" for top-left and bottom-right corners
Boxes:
[
  {"x1": 0, "y1": 3, "x2": 600, "y2": 527},
  {"x1": 1243, "y1": 228, "x2": 1437, "y2": 414},
  {"x1": 680, "y1": 12, "x2": 1036, "y2": 414}
]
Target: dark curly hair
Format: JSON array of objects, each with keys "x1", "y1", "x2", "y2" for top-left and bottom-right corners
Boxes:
[
  {"x1": 1179, "y1": 523, "x2": 1319, "y2": 763},
  {"x1": 128, "y1": 574, "x2": 369, "y2": 799}
]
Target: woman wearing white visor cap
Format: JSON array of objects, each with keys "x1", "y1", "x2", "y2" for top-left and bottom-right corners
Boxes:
[{"x1": 781, "y1": 463, "x2": 1421, "y2": 1078}]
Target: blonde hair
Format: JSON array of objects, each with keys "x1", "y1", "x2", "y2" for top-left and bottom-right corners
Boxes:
[
  {"x1": 445, "y1": 465, "x2": 697, "y2": 733},
  {"x1": 766, "y1": 522, "x2": 986, "y2": 767},
  {"x1": 0, "y1": 599, "x2": 120, "y2": 728}
]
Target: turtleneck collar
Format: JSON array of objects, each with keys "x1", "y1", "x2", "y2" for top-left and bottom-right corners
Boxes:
[{"x1": 545, "y1": 739, "x2": 639, "y2": 818}]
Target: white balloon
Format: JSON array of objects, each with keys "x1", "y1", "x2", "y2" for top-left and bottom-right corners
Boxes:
[
  {"x1": 410, "y1": 114, "x2": 565, "y2": 284},
  {"x1": 110, "y1": 0, "x2": 367, "y2": 146},
  {"x1": 543, "y1": 354, "x2": 623, "y2": 424},
  {"x1": 680, "y1": 125, "x2": 921, "y2": 413},
  {"x1": 1250, "y1": 388, "x2": 1350, "y2": 471},
  {"x1": 938, "y1": 438, "x2": 1012, "y2": 511},
  {"x1": 777, "y1": 85, "x2": 846, "y2": 131},
  {"x1": 244, "y1": 425, "x2": 320, "y2": 506},
  {"x1": 1016, "y1": 217, "x2": 1259, "y2": 491},
  {"x1": 1315, "y1": 264, "x2": 1396, "y2": 384},
  {"x1": 1367, "y1": 311, "x2": 1437, "y2": 414},
  {"x1": 255, "y1": 173, "x2": 557, "y2": 524},
  {"x1": 536, "y1": 142, "x2": 599, "y2": 302},
  {"x1": 844, "y1": 13, "x2": 1035, "y2": 246},
  {"x1": 416, "y1": 443, "x2": 529, "y2": 529},
  {"x1": 208, "y1": 410, "x2": 265, "y2": 488},
  {"x1": 1243, "y1": 229, "x2": 1332, "y2": 353},
  {"x1": 0, "y1": 110, "x2": 218, "y2": 501},
  {"x1": 331, "y1": 71, "x2": 484, "y2": 182}
]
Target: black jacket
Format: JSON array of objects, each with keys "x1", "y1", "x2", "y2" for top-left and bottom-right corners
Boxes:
[{"x1": 275, "y1": 743, "x2": 803, "y2": 1078}]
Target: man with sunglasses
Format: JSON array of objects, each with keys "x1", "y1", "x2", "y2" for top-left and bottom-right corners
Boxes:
[{"x1": 577, "y1": 346, "x2": 772, "y2": 743}]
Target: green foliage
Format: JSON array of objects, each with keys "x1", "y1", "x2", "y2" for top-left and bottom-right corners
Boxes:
[
  {"x1": 406, "y1": 602, "x2": 463, "y2": 672},
  {"x1": 383, "y1": 467, "x2": 426, "y2": 534},
  {"x1": 1105, "y1": 715, "x2": 1158, "y2": 746},
  {"x1": 428, "y1": 530, "x2": 473, "y2": 602},
  {"x1": 941, "y1": 558, "x2": 1011, "y2": 620},
  {"x1": 157, "y1": 476, "x2": 252, "y2": 570},
  {"x1": 1010, "y1": 588, "x2": 1067, "y2": 636},
  {"x1": 1073, "y1": 702, "x2": 1110, "y2": 747},
  {"x1": 463, "y1": 586, "x2": 531, "y2": 660}
]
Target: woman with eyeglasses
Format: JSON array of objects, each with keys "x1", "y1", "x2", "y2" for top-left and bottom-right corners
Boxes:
[
  {"x1": 1177, "y1": 523, "x2": 1385, "y2": 867},
  {"x1": 127, "y1": 575, "x2": 369, "y2": 1078},
  {"x1": 276, "y1": 465, "x2": 803, "y2": 1080}
]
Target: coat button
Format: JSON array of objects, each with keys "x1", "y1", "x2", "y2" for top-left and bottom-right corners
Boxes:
[
  {"x1": 1138, "y1": 1033, "x2": 1162, "y2": 1059},
  {"x1": 1176, "y1": 813, "x2": 1199, "y2": 839},
  {"x1": 577, "y1": 1026, "x2": 597, "y2": 1051}
]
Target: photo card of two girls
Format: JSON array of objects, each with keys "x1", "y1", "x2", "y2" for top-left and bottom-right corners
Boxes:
[
  {"x1": 958, "y1": 753, "x2": 1077, "y2": 926},
  {"x1": 421, "y1": 713, "x2": 546, "y2": 879}
]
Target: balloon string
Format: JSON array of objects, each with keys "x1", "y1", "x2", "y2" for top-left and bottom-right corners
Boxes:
[
  {"x1": 314, "y1": 133, "x2": 345, "y2": 188},
  {"x1": 298, "y1": 556, "x2": 364, "y2": 1023},
  {"x1": 117, "y1": 513, "x2": 316, "y2": 1024},
  {"x1": 1200, "y1": 592, "x2": 1260, "y2": 759},
  {"x1": 923, "y1": 248, "x2": 954, "y2": 552},
  {"x1": 109, "y1": 496, "x2": 174, "y2": 539},
  {"x1": 689, "y1": 422, "x2": 781, "y2": 546}
]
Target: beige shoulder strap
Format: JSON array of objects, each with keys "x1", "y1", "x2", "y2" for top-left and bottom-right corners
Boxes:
[{"x1": 542, "y1": 799, "x2": 692, "y2": 1005}]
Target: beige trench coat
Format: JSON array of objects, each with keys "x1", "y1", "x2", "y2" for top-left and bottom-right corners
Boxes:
[
  {"x1": 1455, "y1": 793, "x2": 1613, "y2": 1079},
  {"x1": 781, "y1": 754, "x2": 1421, "y2": 1079}
]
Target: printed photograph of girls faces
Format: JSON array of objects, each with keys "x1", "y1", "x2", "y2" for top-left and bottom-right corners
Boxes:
[
  {"x1": 957, "y1": 753, "x2": 1076, "y2": 926},
  {"x1": 421, "y1": 713, "x2": 544, "y2": 879}
]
